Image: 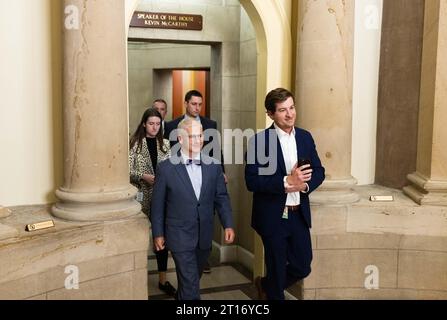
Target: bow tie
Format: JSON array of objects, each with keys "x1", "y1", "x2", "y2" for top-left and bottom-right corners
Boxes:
[{"x1": 186, "y1": 159, "x2": 201, "y2": 166}]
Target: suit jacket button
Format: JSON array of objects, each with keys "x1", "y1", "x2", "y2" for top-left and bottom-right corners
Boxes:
[{"x1": 197, "y1": 203, "x2": 200, "y2": 207}]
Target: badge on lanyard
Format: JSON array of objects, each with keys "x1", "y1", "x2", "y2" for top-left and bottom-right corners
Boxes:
[
  {"x1": 282, "y1": 207, "x2": 288, "y2": 220},
  {"x1": 136, "y1": 191, "x2": 144, "y2": 203}
]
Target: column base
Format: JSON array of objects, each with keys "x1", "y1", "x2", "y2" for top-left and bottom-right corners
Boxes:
[
  {"x1": 310, "y1": 177, "x2": 360, "y2": 205},
  {"x1": 403, "y1": 172, "x2": 447, "y2": 206},
  {"x1": 52, "y1": 186, "x2": 142, "y2": 221}
]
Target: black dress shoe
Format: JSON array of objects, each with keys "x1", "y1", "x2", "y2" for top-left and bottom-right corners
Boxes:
[
  {"x1": 255, "y1": 276, "x2": 267, "y2": 300},
  {"x1": 159, "y1": 281, "x2": 177, "y2": 297},
  {"x1": 203, "y1": 261, "x2": 211, "y2": 274}
]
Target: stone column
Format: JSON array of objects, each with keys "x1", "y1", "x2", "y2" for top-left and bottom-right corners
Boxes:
[
  {"x1": 295, "y1": 0, "x2": 359, "y2": 204},
  {"x1": 403, "y1": 0, "x2": 447, "y2": 206},
  {"x1": 52, "y1": 0, "x2": 141, "y2": 221}
]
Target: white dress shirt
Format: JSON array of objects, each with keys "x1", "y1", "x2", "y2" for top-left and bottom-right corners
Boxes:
[{"x1": 274, "y1": 123, "x2": 300, "y2": 206}]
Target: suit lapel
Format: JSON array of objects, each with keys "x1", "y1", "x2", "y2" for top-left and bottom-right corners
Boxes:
[
  {"x1": 174, "y1": 161, "x2": 198, "y2": 201},
  {"x1": 166, "y1": 116, "x2": 184, "y2": 141},
  {"x1": 295, "y1": 128, "x2": 304, "y2": 160},
  {"x1": 199, "y1": 116, "x2": 210, "y2": 130}
]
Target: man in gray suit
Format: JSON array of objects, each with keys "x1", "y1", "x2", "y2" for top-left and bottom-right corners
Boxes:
[{"x1": 151, "y1": 118, "x2": 235, "y2": 300}]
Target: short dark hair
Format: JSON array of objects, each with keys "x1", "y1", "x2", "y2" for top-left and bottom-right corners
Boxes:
[
  {"x1": 264, "y1": 88, "x2": 294, "y2": 114},
  {"x1": 185, "y1": 90, "x2": 203, "y2": 102},
  {"x1": 152, "y1": 99, "x2": 167, "y2": 107}
]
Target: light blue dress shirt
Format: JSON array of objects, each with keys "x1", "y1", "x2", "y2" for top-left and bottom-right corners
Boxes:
[{"x1": 182, "y1": 152, "x2": 202, "y2": 200}]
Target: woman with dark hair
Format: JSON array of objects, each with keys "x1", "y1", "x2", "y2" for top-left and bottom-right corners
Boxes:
[{"x1": 129, "y1": 107, "x2": 176, "y2": 297}]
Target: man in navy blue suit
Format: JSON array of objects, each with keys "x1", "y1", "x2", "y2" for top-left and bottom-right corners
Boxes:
[
  {"x1": 151, "y1": 118, "x2": 235, "y2": 300},
  {"x1": 245, "y1": 88, "x2": 325, "y2": 300},
  {"x1": 164, "y1": 89, "x2": 227, "y2": 274}
]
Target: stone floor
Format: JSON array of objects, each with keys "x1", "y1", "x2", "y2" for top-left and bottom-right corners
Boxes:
[{"x1": 147, "y1": 255, "x2": 298, "y2": 300}]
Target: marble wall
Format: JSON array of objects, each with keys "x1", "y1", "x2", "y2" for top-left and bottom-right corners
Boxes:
[
  {"x1": 351, "y1": 0, "x2": 383, "y2": 185},
  {"x1": 235, "y1": 7, "x2": 257, "y2": 255},
  {"x1": 0, "y1": 206, "x2": 149, "y2": 300},
  {"x1": 375, "y1": 0, "x2": 425, "y2": 189},
  {"x1": 0, "y1": 0, "x2": 63, "y2": 207},
  {"x1": 304, "y1": 186, "x2": 447, "y2": 300},
  {"x1": 403, "y1": 0, "x2": 447, "y2": 206}
]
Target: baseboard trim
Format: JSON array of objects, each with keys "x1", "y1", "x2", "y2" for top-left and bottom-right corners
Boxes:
[
  {"x1": 236, "y1": 244, "x2": 254, "y2": 272},
  {"x1": 212, "y1": 241, "x2": 254, "y2": 272},
  {"x1": 211, "y1": 241, "x2": 237, "y2": 263}
]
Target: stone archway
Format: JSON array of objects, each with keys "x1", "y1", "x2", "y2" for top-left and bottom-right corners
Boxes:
[
  {"x1": 239, "y1": 0, "x2": 292, "y2": 128},
  {"x1": 125, "y1": 0, "x2": 293, "y2": 128},
  {"x1": 238, "y1": 0, "x2": 293, "y2": 279}
]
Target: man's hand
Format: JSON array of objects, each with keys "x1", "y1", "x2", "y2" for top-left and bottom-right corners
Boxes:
[
  {"x1": 154, "y1": 236, "x2": 165, "y2": 251},
  {"x1": 223, "y1": 173, "x2": 228, "y2": 184},
  {"x1": 298, "y1": 164, "x2": 313, "y2": 182},
  {"x1": 224, "y1": 228, "x2": 235, "y2": 244},
  {"x1": 287, "y1": 164, "x2": 312, "y2": 185},
  {"x1": 142, "y1": 174, "x2": 155, "y2": 185}
]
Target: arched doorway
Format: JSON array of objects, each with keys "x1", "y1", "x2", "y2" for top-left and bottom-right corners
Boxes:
[
  {"x1": 125, "y1": 0, "x2": 293, "y2": 280},
  {"x1": 125, "y1": 0, "x2": 292, "y2": 131}
]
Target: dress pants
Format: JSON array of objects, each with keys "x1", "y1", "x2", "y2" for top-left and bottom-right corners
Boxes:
[
  {"x1": 155, "y1": 248, "x2": 168, "y2": 272},
  {"x1": 261, "y1": 208, "x2": 312, "y2": 300},
  {"x1": 171, "y1": 247, "x2": 211, "y2": 300}
]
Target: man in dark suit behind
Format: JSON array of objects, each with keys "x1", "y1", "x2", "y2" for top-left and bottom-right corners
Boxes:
[
  {"x1": 151, "y1": 118, "x2": 235, "y2": 300},
  {"x1": 245, "y1": 88, "x2": 325, "y2": 300}
]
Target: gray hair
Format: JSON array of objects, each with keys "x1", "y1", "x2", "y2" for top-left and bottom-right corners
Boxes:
[{"x1": 177, "y1": 118, "x2": 203, "y2": 132}]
